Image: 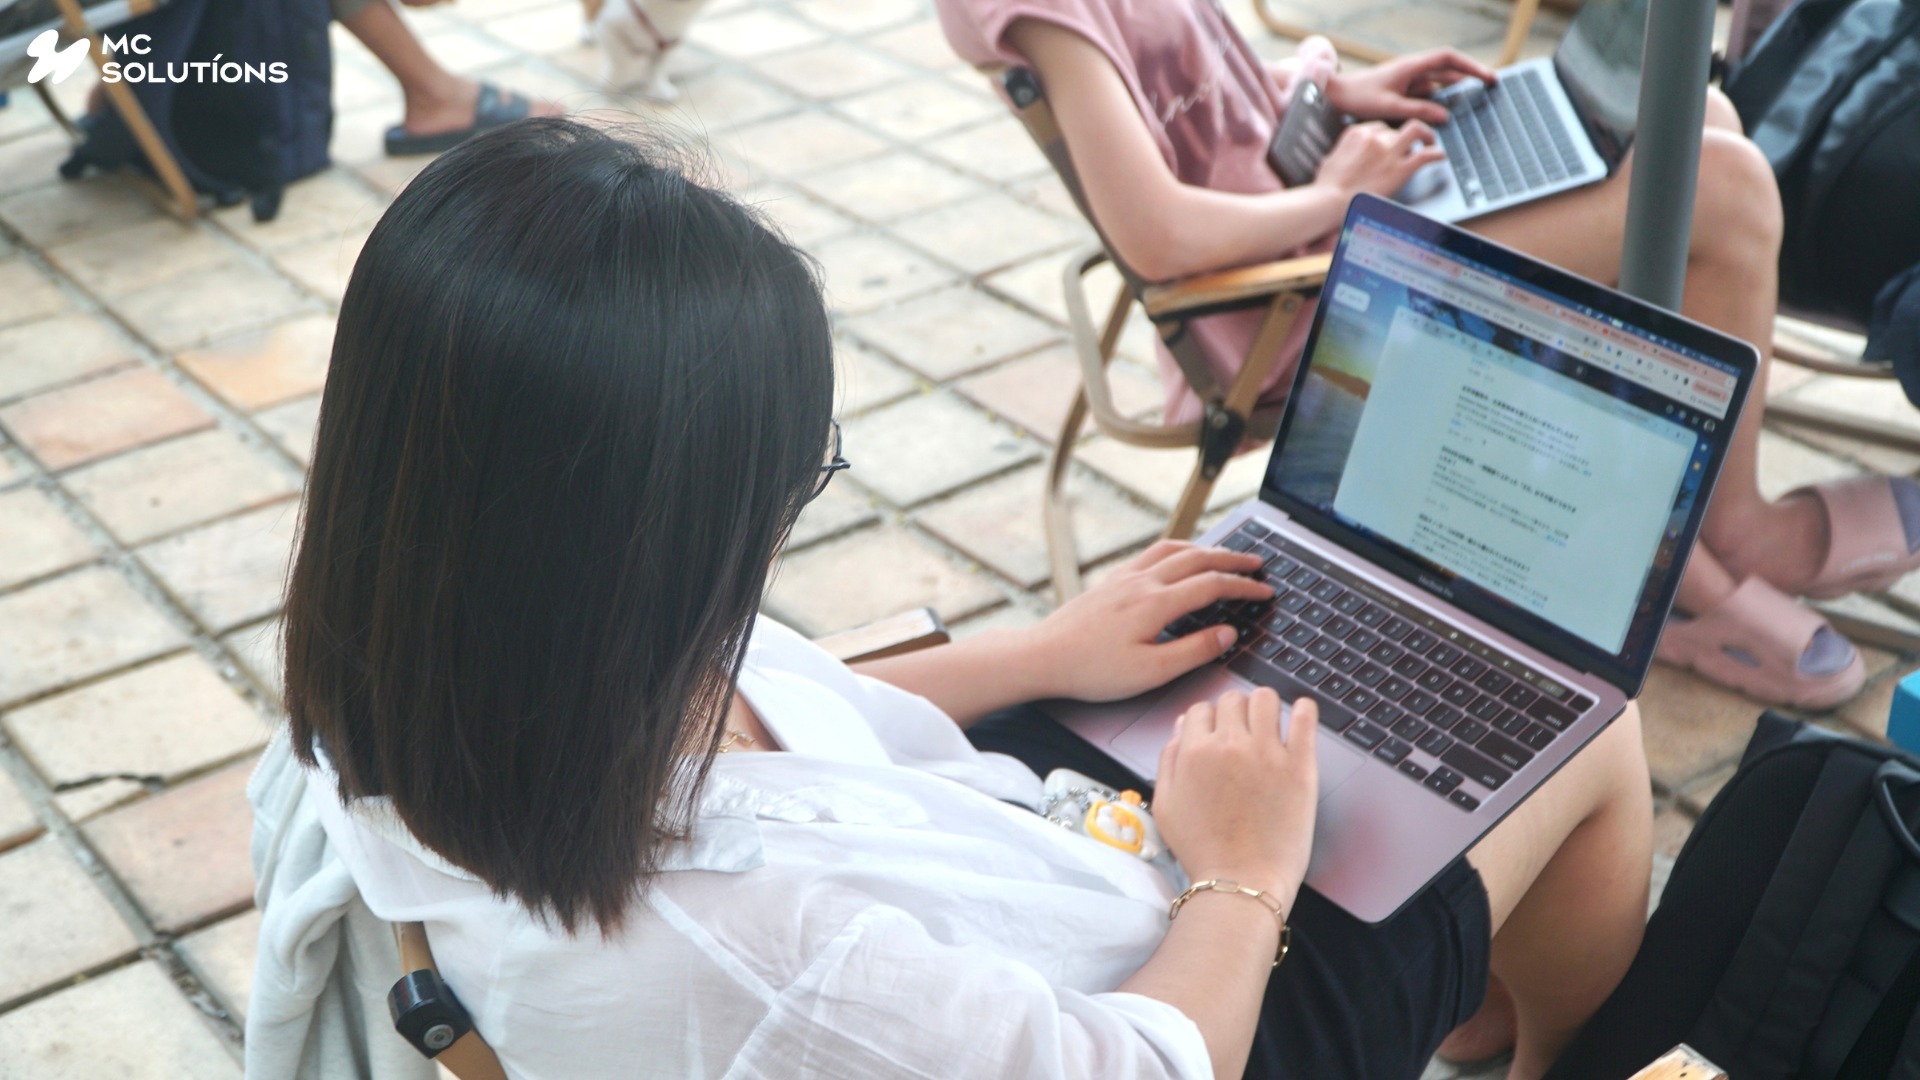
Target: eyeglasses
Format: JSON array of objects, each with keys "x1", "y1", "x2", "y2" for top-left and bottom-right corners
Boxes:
[{"x1": 811, "y1": 419, "x2": 850, "y2": 502}]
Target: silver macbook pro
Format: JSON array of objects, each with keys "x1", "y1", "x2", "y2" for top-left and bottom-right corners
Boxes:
[
  {"x1": 1400, "y1": 0, "x2": 1650, "y2": 223},
  {"x1": 1046, "y1": 195, "x2": 1758, "y2": 923}
]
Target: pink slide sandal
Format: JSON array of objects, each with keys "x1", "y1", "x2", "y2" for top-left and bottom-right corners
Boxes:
[
  {"x1": 1657, "y1": 577, "x2": 1864, "y2": 710},
  {"x1": 1793, "y1": 476, "x2": 1920, "y2": 600}
]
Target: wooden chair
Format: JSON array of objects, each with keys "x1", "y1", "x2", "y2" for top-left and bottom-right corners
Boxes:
[
  {"x1": 988, "y1": 65, "x2": 1332, "y2": 600},
  {"x1": 1, "y1": 0, "x2": 198, "y2": 219},
  {"x1": 1251, "y1": 0, "x2": 1549, "y2": 67},
  {"x1": 385, "y1": 609, "x2": 952, "y2": 1080}
]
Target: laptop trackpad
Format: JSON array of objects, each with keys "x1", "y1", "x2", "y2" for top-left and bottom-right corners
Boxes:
[{"x1": 1106, "y1": 679, "x2": 1367, "y2": 798}]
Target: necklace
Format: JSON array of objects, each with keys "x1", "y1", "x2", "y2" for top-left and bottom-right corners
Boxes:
[{"x1": 717, "y1": 729, "x2": 757, "y2": 754}]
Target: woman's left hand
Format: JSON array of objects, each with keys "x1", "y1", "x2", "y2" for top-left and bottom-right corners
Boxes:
[
  {"x1": 1326, "y1": 48, "x2": 1498, "y2": 125},
  {"x1": 1025, "y1": 541, "x2": 1274, "y2": 704}
]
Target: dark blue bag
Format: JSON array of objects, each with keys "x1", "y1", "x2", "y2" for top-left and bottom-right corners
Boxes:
[{"x1": 59, "y1": 0, "x2": 334, "y2": 221}]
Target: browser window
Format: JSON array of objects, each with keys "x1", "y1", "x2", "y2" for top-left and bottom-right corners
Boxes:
[{"x1": 1270, "y1": 219, "x2": 1739, "y2": 655}]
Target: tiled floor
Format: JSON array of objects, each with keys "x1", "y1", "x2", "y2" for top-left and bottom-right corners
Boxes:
[{"x1": 1, "y1": 0, "x2": 1917, "y2": 1074}]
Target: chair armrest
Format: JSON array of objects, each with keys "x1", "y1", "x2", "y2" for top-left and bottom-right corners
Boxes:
[
  {"x1": 1627, "y1": 1044, "x2": 1726, "y2": 1080},
  {"x1": 816, "y1": 608, "x2": 950, "y2": 663},
  {"x1": 1140, "y1": 253, "x2": 1333, "y2": 320}
]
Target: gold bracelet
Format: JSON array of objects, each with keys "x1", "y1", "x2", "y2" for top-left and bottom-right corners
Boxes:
[{"x1": 1168, "y1": 879, "x2": 1293, "y2": 968}]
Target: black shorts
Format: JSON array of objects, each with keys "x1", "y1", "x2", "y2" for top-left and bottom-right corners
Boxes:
[{"x1": 968, "y1": 707, "x2": 1493, "y2": 1080}]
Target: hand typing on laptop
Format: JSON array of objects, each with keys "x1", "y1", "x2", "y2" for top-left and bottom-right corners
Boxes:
[{"x1": 1324, "y1": 47, "x2": 1499, "y2": 126}]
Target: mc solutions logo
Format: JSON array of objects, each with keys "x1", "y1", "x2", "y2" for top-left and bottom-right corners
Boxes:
[{"x1": 27, "y1": 29, "x2": 288, "y2": 85}]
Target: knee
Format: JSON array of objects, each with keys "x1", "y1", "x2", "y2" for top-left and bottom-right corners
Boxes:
[
  {"x1": 1692, "y1": 131, "x2": 1782, "y2": 265},
  {"x1": 1703, "y1": 86, "x2": 1742, "y2": 134}
]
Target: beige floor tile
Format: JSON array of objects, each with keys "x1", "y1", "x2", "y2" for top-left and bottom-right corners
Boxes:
[
  {"x1": 793, "y1": 0, "x2": 924, "y2": 34},
  {"x1": 755, "y1": 40, "x2": 917, "y2": 100},
  {"x1": 0, "y1": 313, "x2": 140, "y2": 404},
  {"x1": 917, "y1": 464, "x2": 1160, "y2": 588},
  {"x1": 798, "y1": 152, "x2": 985, "y2": 223},
  {"x1": 0, "y1": 487, "x2": 96, "y2": 590},
  {"x1": 835, "y1": 337, "x2": 919, "y2": 415},
  {"x1": 330, "y1": 105, "x2": 397, "y2": 166},
  {"x1": 42, "y1": 219, "x2": 234, "y2": 299},
  {"x1": 1076, "y1": 435, "x2": 1267, "y2": 514},
  {"x1": 222, "y1": 618, "x2": 286, "y2": 705},
  {"x1": 847, "y1": 286, "x2": 1059, "y2": 380},
  {"x1": 724, "y1": 111, "x2": 890, "y2": 179},
  {"x1": 0, "y1": 960, "x2": 242, "y2": 1078},
  {"x1": 253, "y1": 394, "x2": 323, "y2": 465},
  {"x1": 788, "y1": 480, "x2": 882, "y2": 550},
  {"x1": 0, "y1": 770, "x2": 42, "y2": 854},
  {"x1": 419, "y1": 24, "x2": 519, "y2": 74},
  {"x1": 111, "y1": 261, "x2": 311, "y2": 352},
  {"x1": 212, "y1": 169, "x2": 388, "y2": 253},
  {"x1": 894, "y1": 191, "x2": 1087, "y2": 276},
  {"x1": 834, "y1": 78, "x2": 1000, "y2": 143},
  {"x1": 1636, "y1": 663, "x2": 1770, "y2": 792},
  {"x1": 688, "y1": 7, "x2": 828, "y2": 58},
  {"x1": 955, "y1": 344, "x2": 1161, "y2": 441},
  {"x1": 1753, "y1": 429, "x2": 1861, "y2": 501},
  {"x1": 841, "y1": 392, "x2": 1039, "y2": 505},
  {"x1": 922, "y1": 116, "x2": 1052, "y2": 183},
  {"x1": 948, "y1": 603, "x2": 1044, "y2": 639},
  {"x1": 0, "y1": 129, "x2": 72, "y2": 199},
  {"x1": 665, "y1": 70, "x2": 806, "y2": 128},
  {"x1": 84, "y1": 758, "x2": 257, "y2": 932},
  {"x1": 0, "y1": 837, "x2": 140, "y2": 1003},
  {"x1": 63, "y1": 429, "x2": 302, "y2": 545},
  {"x1": 982, "y1": 249, "x2": 1081, "y2": 326},
  {"x1": 1652, "y1": 803, "x2": 1697, "y2": 861},
  {"x1": 864, "y1": 20, "x2": 967, "y2": 70},
  {"x1": 3, "y1": 652, "x2": 268, "y2": 788},
  {"x1": 1006, "y1": 172, "x2": 1081, "y2": 220},
  {"x1": 0, "y1": 178, "x2": 162, "y2": 248},
  {"x1": 52, "y1": 779, "x2": 147, "y2": 824},
  {"x1": 351, "y1": 154, "x2": 437, "y2": 200},
  {"x1": 0, "y1": 257, "x2": 71, "y2": 329},
  {"x1": 137, "y1": 501, "x2": 301, "y2": 634},
  {"x1": 741, "y1": 185, "x2": 858, "y2": 248},
  {"x1": 0, "y1": 368, "x2": 214, "y2": 471},
  {"x1": 272, "y1": 231, "x2": 369, "y2": 305},
  {"x1": 176, "y1": 315, "x2": 335, "y2": 411},
  {"x1": 766, "y1": 523, "x2": 1003, "y2": 635},
  {"x1": 1674, "y1": 763, "x2": 1737, "y2": 815},
  {"x1": 1838, "y1": 666, "x2": 1901, "y2": 739},
  {"x1": 178, "y1": 908, "x2": 262, "y2": 1024},
  {"x1": 0, "y1": 566, "x2": 187, "y2": 707},
  {"x1": 813, "y1": 233, "x2": 957, "y2": 314},
  {"x1": 482, "y1": 6, "x2": 592, "y2": 54}
]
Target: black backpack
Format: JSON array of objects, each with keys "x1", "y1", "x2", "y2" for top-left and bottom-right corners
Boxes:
[
  {"x1": 58, "y1": 0, "x2": 334, "y2": 221},
  {"x1": 1723, "y1": 0, "x2": 1920, "y2": 328},
  {"x1": 1545, "y1": 712, "x2": 1920, "y2": 1080}
]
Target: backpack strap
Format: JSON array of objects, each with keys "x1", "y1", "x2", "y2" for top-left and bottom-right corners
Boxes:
[{"x1": 1693, "y1": 748, "x2": 1894, "y2": 1070}]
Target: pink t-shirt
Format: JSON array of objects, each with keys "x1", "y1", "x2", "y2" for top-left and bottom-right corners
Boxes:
[{"x1": 936, "y1": 0, "x2": 1331, "y2": 423}]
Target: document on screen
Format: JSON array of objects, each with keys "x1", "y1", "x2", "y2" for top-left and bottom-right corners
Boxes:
[{"x1": 1333, "y1": 308, "x2": 1694, "y2": 651}]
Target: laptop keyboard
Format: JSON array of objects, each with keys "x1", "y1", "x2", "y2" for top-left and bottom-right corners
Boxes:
[
  {"x1": 1435, "y1": 69, "x2": 1586, "y2": 208},
  {"x1": 1161, "y1": 521, "x2": 1596, "y2": 811}
]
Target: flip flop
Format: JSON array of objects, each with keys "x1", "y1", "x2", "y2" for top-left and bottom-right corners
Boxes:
[
  {"x1": 383, "y1": 83, "x2": 535, "y2": 157},
  {"x1": 1791, "y1": 476, "x2": 1920, "y2": 600},
  {"x1": 1656, "y1": 577, "x2": 1863, "y2": 710}
]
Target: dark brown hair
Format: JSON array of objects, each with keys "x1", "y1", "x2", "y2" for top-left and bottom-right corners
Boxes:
[{"x1": 283, "y1": 119, "x2": 834, "y2": 933}]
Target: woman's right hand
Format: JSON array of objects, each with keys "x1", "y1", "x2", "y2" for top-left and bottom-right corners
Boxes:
[
  {"x1": 1152, "y1": 689, "x2": 1320, "y2": 915},
  {"x1": 1314, "y1": 120, "x2": 1447, "y2": 200}
]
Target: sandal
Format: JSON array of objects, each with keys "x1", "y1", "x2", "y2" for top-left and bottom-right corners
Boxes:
[
  {"x1": 383, "y1": 83, "x2": 534, "y2": 157},
  {"x1": 1790, "y1": 475, "x2": 1920, "y2": 599},
  {"x1": 1657, "y1": 577, "x2": 1863, "y2": 709}
]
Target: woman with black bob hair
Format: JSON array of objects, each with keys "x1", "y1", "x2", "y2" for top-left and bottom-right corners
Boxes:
[{"x1": 260, "y1": 117, "x2": 1655, "y2": 1080}]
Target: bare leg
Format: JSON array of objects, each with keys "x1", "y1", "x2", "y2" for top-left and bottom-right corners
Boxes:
[
  {"x1": 338, "y1": 0, "x2": 562, "y2": 138},
  {"x1": 1467, "y1": 705, "x2": 1654, "y2": 1079}
]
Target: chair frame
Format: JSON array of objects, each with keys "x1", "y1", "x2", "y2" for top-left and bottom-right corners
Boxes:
[
  {"x1": 1251, "y1": 0, "x2": 1547, "y2": 67},
  {"x1": 988, "y1": 64, "x2": 1330, "y2": 599},
  {"x1": 32, "y1": 0, "x2": 199, "y2": 220}
]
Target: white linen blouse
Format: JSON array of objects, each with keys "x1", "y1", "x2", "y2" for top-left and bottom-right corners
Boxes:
[{"x1": 311, "y1": 616, "x2": 1213, "y2": 1079}]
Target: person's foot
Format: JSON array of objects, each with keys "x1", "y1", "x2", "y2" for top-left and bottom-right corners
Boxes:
[
  {"x1": 400, "y1": 76, "x2": 562, "y2": 140},
  {"x1": 1436, "y1": 974, "x2": 1515, "y2": 1064},
  {"x1": 1713, "y1": 476, "x2": 1920, "y2": 599}
]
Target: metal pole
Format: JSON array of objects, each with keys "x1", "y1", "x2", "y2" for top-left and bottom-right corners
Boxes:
[{"x1": 1617, "y1": 0, "x2": 1719, "y2": 310}]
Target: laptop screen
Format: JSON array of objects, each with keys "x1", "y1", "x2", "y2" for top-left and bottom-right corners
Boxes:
[
  {"x1": 1263, "y1": 196, "x2": 1754, "y2": 692},
  {"x1": 1553, "y1": 0, "x2": 1650, "y2": 164}
]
